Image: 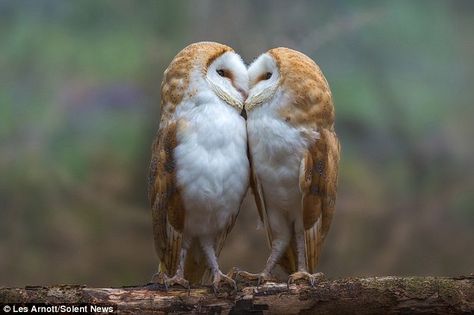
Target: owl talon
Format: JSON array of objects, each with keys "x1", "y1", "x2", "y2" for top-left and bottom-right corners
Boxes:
[
  {"x1": 313, "y1": 272, "x2": 326, "y2": 281},
  {"x1": 227, "y1": 267, "x2": 241, "y2": 280},
  {"x1": 288, "y1": 271, "x2": 312, "y2": 287},
  {"x1": 288, "y1": 271, "x2": 325, "y2": 288},
  {"x1": 212, "y1": 271, "x2": 237, "y2": 293},
  {"x1": 257, "y1": 273, "x2": 276, "y2": 287},
  {"x1": 151, "y1": 271, "x2": 166, "y2": 283},
  {"x1": 150, "y1": 271, "x2": 170, "y2": 290},
  {"x1": 234, "y1": 271, "x2": 276, "y2": 286},
  {"x1": 164, "y1": 275, "x2": 190, "y2": 290}
]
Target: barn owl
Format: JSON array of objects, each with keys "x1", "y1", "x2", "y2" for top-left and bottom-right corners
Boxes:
[
  {"x1": 148, "y1": 42, "x2": 250, "y2": 291},
  {"x1": 241, "y1": 47, "x2": 340, "y2": 285}
]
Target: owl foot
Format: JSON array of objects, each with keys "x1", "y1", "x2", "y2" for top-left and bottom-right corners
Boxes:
[
  {"x1": 226, "y1": 266, "x2": 241, "y2": 280},
  {"x1": 288, "y1": 271, "x2": 325, "y2": 288},
  {"x1": 147, "y1": 271, "x2": 170, "y2": 290},
  {"x1": 233, "y1": 270, "x2": 277, "y2": 286},
  {"x1": 212, "y1": 270, "x2": 237, "y2": 294},
  {"x1": 164, "y1": 274, "x2": 190, "y2": 290},
  {"x1": 150, "y1": 271, "x2": 167, "y2": 284}
]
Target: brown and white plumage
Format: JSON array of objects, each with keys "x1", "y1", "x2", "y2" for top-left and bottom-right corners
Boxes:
[
  {"x1": 244, "y1": 47, "x2": 340, "y2": 284},
  {"x1": 148, "y1": 42, "x2": 250, "y2": 289}
]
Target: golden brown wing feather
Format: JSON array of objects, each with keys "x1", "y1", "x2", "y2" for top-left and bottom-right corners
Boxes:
[
  {"x1": 148, "y1": 120, "x2": 211, "y2": 284},
  {"x1": 148, "y1": 121, "x2": 185, "y2": 277},
  {"x1": 301, "y1": 128, "x2": 340, "y2": 273}
]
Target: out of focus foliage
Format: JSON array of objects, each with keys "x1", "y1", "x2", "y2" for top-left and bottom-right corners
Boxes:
[{"x1": 0, "y1": 0, "x2": 473, "y2": 286}]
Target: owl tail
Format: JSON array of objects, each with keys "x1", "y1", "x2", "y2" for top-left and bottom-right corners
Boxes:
[
  {"x1": 279, "y1": 235, "x2": 298, "y2": 274},
  {"x1": 158, "y1": 262, "x2": 167, "y2": 273},
  {"x1": 183, "y1": 241, "x2": 209, "y2": 284}
]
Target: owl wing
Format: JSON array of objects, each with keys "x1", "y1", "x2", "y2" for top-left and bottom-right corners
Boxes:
[
  {"x1": 148, "y1": 120, "x2": 186, "y2": 278},
  {"x1": 299, "y1": 128, "x2": 340, "y2": 273},
  {"x1": 248, "y1": 144, "x2": 272, "y2": 245}
]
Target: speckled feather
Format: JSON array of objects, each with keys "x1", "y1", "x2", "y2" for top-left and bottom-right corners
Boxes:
[
  {"x1": 268, "y1": 47, "x2": 335, "y2": 133},
  {"x1": 149, "y1": 121, "x2": 184, "y2": 276}
]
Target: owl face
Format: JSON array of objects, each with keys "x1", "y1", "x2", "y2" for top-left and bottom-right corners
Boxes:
[
  {"x1": 246, "y1": 47, "x2": 329, "y2": 115},
  {"x1": 205, "y1": 51, "x2": 249, "y2": 111},
  {"x1": 160, "y1": 42, "x2": 249, "y2": 119},
  {"x1": 245, "y1": 53, "x2": 281, "y2": 111}
]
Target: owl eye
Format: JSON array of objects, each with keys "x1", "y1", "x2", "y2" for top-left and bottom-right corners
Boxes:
[
  {"x1": 216, "y1": 69, "x2": 226, "y2": 77},
  {"x1": 257, "y1": 72, "x2": 273, "y2": 82}
]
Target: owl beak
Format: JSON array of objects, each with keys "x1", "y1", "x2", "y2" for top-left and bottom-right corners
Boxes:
[
  {"x1": 237, "y1": 88, "x2": 248, "y2": 101},
  {"x1": 238, "y1": 88, "x2": 248, "y2": 119},
  {"x1": 240, "y1": 108, "x2": 247, "y2": 120}
]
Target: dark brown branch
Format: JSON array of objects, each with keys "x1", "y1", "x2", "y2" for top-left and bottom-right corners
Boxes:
[{"x1": 1, "y1": 276, "x2": 473, "y2": 314}]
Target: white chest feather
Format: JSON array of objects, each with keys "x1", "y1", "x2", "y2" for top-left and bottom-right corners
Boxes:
[
  {"x1": 174, "y1": 92, "x2": 249, "y2": 237},
  {"x1": 247, "y1": 93, "x2": 309, "y2": 214}
]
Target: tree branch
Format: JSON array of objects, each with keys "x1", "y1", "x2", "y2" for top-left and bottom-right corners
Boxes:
[{"x1": 1, "y1": 276, "x2": 473, "y2": 314}]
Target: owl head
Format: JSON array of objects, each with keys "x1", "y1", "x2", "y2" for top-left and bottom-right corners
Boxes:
[
  {"x1": 160, "y1": 42, "x2": 248, "y2": 119},
  {"x1": 245, "y1": 47, "x2": 332, "y2": 116}
]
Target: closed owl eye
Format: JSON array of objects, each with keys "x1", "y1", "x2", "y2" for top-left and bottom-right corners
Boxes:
[
  {"x1": 216, "y1": 69, "x2": 226, "y2": 77},
  {"x1": 256, "y1": 72, "x2": 272, "y2": 82},
  {"x1": 216, "y1": 69, "x2": 234, "y2": 82}
]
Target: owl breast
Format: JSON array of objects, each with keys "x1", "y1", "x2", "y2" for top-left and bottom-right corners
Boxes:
[
  {"x1": 174, "y1": 93, "x2": 249, "y2": 237},
  {"x1": 247, "y1": 93, "x2": 309, "y2": 219}
]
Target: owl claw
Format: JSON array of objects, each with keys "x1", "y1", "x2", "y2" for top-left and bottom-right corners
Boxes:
[
  {"x1": 234, "y1": 270, "x2": 276, "y2": 287},
  {"x1": 288, "y1": 271, "x2": 313, "y2": 288},
  {"x1": 212, "y1": 271, "x2": 237, "y2": 293},
  {"x1": 227, "y1": 267, "x2": 241, "y2": 280},
  {"x1": 151, "y1": 271, "x2": 167, "y2": 284},
  {"x1": 164, "y1": 275, "x2": 190, "y2": 290},
  {"x1": 288, "y1": 271, "x2": 325, "y2": 288},
  {"x1": 257, "y1": 273, "x2": 275, "y2": 287}
]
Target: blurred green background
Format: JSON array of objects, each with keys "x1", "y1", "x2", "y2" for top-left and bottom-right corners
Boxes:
[{"x1": 1, "y1": 0, "x2": 473, "y2": 287}]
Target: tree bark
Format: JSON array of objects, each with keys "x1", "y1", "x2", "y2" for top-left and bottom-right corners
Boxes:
[{"x1": 1, "y1": 276, "x2": 473, "y2": 314}]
